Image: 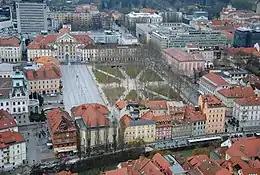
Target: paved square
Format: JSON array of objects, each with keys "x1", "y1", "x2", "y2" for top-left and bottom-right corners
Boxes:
[{"x1": 61, "y1": 64, "x2": 104, "y2": 112}]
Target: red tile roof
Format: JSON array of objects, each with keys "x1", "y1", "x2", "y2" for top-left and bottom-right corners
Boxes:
[
  {"x1": 227, "y1": 47, "x2": 260, "y2": 57},
  {"x1": 0, "y1": 36, "x2": 20, "y2": 47},
  {"x1": 217, "y1": 86, "x2": 255, "y2": 98},
  {"x1": 241, "y1": 168, "x2": 260, "y2": 175},
  {"x1": 35, "y1": 56, "x2": 60, "y2": 67},
  {"x1": 163, "y1": 48, "x2": 204, "y2": 62},
  {"x1": 115, "y1": 100, "x2": 126, "y2": 110},
  {"x1": 183, "y1": 154, "x2": 210, "y2": 170},
  {"x1": 71, "y1": 104, "x2": 110, "y2": 127},
  {"x1": 200, "y1": 94, "x2": 226, "y2": 108},
  {"x1": 234, "y1": 96, "x2": 260, "y2": 106},
  {"x1": 56, "y1": 171, "x2": 78, "y2": 175},
  {"x1": 196, "y1": 160, "x2": 231, "y2": 175},
  {"x1": 226, "y1": 138, "x2": 260, "y2": 159},
  {"x1": 0, "y1": 109, "x2": 17, "y2": 131},
  {"x1": 27, "y1": 29, "x2": 93, "y2": 49},
  {"x1": 100, "y1": 168, "x2": 129, "y2": 175},
  {"x1": 140, "y1": 100, "x2": 167, "y2": 110},
  {"x1": 120, "y1": 115, "x2": 132, "y2": 127},
  {"x1": 47, "y1": 108, "x2": 76, "y2": 134},
  {"x1": 152, "y1": 153, "x2": 170, "y2": 169},
  {"x1": 0, "y1": 130, "x2": 25, "y2": 149},
  {"x1": 202, "y1": 73, "x2": 228, "y2": 87},
  {"x1": 184, "y1": 106, "x2": 206, "y2": 122},
  {"x1": 24, "y1": 64, "x2": 61, "y2": 81}
]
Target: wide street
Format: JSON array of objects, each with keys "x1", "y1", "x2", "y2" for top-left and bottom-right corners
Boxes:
[{"x1": 61, "y1": 64, "x2": 105, "y2": 112}]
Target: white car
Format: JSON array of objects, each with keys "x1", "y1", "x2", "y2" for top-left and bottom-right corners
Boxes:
[{"x1": 50, "y1": 93, "x2": 57, "y2": 97}]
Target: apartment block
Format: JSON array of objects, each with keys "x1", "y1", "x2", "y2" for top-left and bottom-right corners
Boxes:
[
  {"x1": 0, "y1": 131, "x2": 26, "y2": 171},
  {"x1": 16, "y1": 1, "x2": 47, "y2": 34},
  {"x1": 233, "y1": 96, "x2": 260, "y2": 131},
  {"x1": 0, "y1": 36, "x2": 22, "y2": 63},
  {"x1": 125, "y1": 12, "x2": 163, "y2": 28},
  {"x1": 198, "y1": 94, "x2": 226, "y2": 134},
  {"x1": 47, "y1": 108, "x2": 77, "y2": 157}
]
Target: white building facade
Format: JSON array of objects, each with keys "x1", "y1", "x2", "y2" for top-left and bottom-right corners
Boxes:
[
  {"x1": 0, "y1": 37, "x2": 22, "y2": 63},
  {"x1": 233, "y1": 97, "x2": 260, "y2": 131}
]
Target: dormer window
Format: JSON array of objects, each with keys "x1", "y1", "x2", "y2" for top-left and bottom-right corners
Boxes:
[{"x1": 16, "y1": 83, "x2": 19, "y2": 87}]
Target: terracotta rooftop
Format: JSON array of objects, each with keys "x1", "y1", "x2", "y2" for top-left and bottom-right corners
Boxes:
[
  {"x1": 0, "y1": 36, "x2": 20, "y2": 47},
  {"x1": 115, "y1": 100, "x2": 126, "y2": 110},
  {"x1": 183, "y1": 154, "x2": 210, "y2": 170},
  {"x1": 35, "y1": 56, "x2": 60, "y2": 67},
  {"x1": 227, "y1": 47, "x2": 260, "y2": 57},
  {"x1": 56, "y1": 171, "x2": 78, "y2": 175},
  {"x1": 0, "y1": 110, "x2": 17, "y2": 131},
  {"x1": 71, "y1": 104, "x2": 110, "y2": 127},
  {"x1": 100, "y1": 167, "x2": 129, "y2": 175},
  {"x1": 140, "y1": 100, "x2": 167, "y2": 110},
  {"x1": 163, "y1": 48, "x2": 204, "y2": 62},
  {"x1": 184, "y1": 106, "x2": 206, "y2": 122},
  {"x1": 241, "y1": 168, "x2": 260, "y2": 175},
  {"x1": 47, "y1": 108, "x2": 76, "y2": 134},
  {"x1": 195, "y1": 159, "x2": 231, "y2": 175},
  {"x1": 27, "y1": 29, "x2": 93, "y2": 49},
  {"x1": 202, "y1": 73, "x2": 228, "y2": 87},
  {"x1": 200, "y1": 94, "x2": 226, "y2": 108},
  {"x1": 140, "y1": 111, "x2": 154, "y2": 120},
  {"x1": 0, "y1": 130, "x2": 25, "y2": 149},
  {"x1": 24, "y1": 64, "x2": 61, "y2": 81},
  {"x1": 217, "y1": 86, "x2": 255, "y2": 98},
  {"x1": 211, "y1": 19, "x2": 233, "y2": 26},
  {"x1": 234, "y1": 96, "x2": 260, "y2": 106},
  {"x1": 226, "y1": 138, "x2": 260, "y2": 159}
]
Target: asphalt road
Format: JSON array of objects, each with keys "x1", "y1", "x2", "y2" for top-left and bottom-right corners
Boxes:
[{"x1": 61, "y1": 64, "x2": 104, "y2": 112}]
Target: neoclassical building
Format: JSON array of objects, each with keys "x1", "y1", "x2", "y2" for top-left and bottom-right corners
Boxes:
[{"x1": 27, "y1": 25, "x2": 94, "y2": 62}]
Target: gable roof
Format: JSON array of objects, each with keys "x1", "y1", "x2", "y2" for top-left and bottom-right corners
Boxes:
[
  {"x1": 0, "y1": 109, "x2": 17, "y2": 130},
  {"x1": 47, "y1": 108, "x2": 76, "y2": 134},
  {"x1": 0, "y1": 36, "x2": 20, "y2": 47},
  {"x1": 140, "y1": 100, "x2": 167, "y2": 110},
  {"x1": 226, "y1": 138, "x2": 260, "y2": 159},
  {"x1": 217, "y1": 86, "x2": 255, "y2": 98},
  {"x1": 0, "y1": 131, "x2": 25, "y2": 149},
  {"x1": 183, "y1": 154, "x2": 210, "y2": 170},
  {"x1": 71, "y1": 103, "x2": 110, "y2": 127},
  {"x1": 202, "y1": 73, "x2": 229, "y2": 87}
]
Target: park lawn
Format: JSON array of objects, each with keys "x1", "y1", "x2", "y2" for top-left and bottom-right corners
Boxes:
[
  {"x1": 139, "y1": 69, "x2": 163, "y2": 82},
  {"x1": 142, "y1": 90, "x2": 166, "y2": 100},
  {"x1": 148, "y1": 85, "x2": 181, "y2": 100},
  {"x1": 102, "y1": 87, "x2": 125, "y2": 105},
  {"x1": 96, "y1": 66, "x2": 124, "y2": 78},
  {"x1": 93, "y1": 70, "x2": 121, "y2": 84},
  {"x1": 125, "y1": 65, "x2": 143, "y2": 79},
  {"x1": 125, "y1": 90, "x2": 138, "y2": 100}
]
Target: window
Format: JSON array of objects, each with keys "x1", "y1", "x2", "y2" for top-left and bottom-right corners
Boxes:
[
  {"x1": 13, "y1": 102, "x2": 15, "y2": 105},
  {"x1": 13, "y1": 108, "x2": 16, "y2": 112},
  {"x1": 18, "y1": 102, "x2": 20, "y2": 105},
  {"x1": 6, "y1": 102, "x2": 8, "y2": 106},
  {"x1": 0, "y1": 103, "x2": 3, "y2": 106}
]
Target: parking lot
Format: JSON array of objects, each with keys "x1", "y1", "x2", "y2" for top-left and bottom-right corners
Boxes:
[{"x1": 61, "y1": 64, "x2": 104, "y2": 112}]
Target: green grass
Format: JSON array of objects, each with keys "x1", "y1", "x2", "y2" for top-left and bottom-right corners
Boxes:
[
  {"x1": 142, "y1": 90, "x2": 166, "y2": 100},
  {"x1": 125, "y1": 90, "x2": 139, "y2": 100},
  {"x1": 139, "y1": 69, "x2": 163, "y2": 82},
  {"x1": 93, "y1": 69, "x2": 121, "y2": 84},
  {"x1": 102, "y1": 87, "x2": 125, "y2": 105},
  {"x1": 147, "y1": 85, "x2": 181, "y2": 100},
  {"x1": 96, "y1": 66, "x2": 124, "y2": 78},
  {"x1": 125, "y1": 65, "x2": 144, "y2": 79}
]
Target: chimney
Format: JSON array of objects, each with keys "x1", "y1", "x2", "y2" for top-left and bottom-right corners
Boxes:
[{"x1": 240, "y1": 144, "x2": 245, "y2": 152}]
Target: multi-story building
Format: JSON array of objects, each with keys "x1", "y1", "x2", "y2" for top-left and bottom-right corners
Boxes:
[
  {"x1": 102, "y1": 153, "x2": 186, "y2": 175},
  {"x1": 16, "y1": 1, "x2": 48, "y2": 34},
  {"x1": 125, "y1": 12, "x2": 163, "y2": 28},
  {"x1": 139, "y1": 100, "x2": 168, "y2": 116},
  {"x1": 216, "y1": 86, "x2": 255, "y2": 116},
  {"x1": 0, "y1": 109, "x2": 18, "y2": 132},
  {"x1": 184, "y1": 106, "x2": 206, "y2": 136},
  {"x1": 24, "y1": 64, "x2": 61, "y2": 95},
  {"x1": 48, "y1": 11, "x2": 92, "y2": 29},
  {"x1": 86, "y1": 30, "x2": 119, "y2": 44},
  {"x1": 46, "y1": 108, "x2": 77, "y2": 157},
  {"x1": 72, "y1": 104, "x2": 117, "y2": 152},
  {"x1": 0, "y1": 6, "x2": 13, "y2": 30},
  {"x1": 0, "y1": 36, "x2": 22, "y2": 63},
  {"x1": 27, "y1": 26, "x2": 94, "y2": 62},
  {"x1": 172, "y1": 118, "x2": 192, "y2": 138},
  {"x1": 233, "y1": 27, "x2": 260, "y2": 48},
  {"x1": 120, "y1": 114, "x2": 156, "y2": 143},
  {"x1": 77, "y1": 44, "x2": 142, "y2": 62},
  {"x1": 163, "y1": 48, "x2": 205, "y2": 77},
  {"x1": 198, "y1": 94, "x2": 226, "y2": 134},
  {"x1": 0, "y1": 70, "x2": 34, "y2": 126},
  {"x1": 0, "y1": 130, "x2": 26, "y2": 171},
  {"x1": 233, "y1": 96, "x2": 260, "y2": 131},
  {"x1": 0, "y1": 63, "x2": 15, "y2": 78},
  {"x1": 141, "y1": 111, "x2": 172, "y2": 140},
  {"x1": 137, "y1": 22, "x2": 229, "y2": 49},
  {"x1": 199, "y1": 73, "x2": 230, "y2": 94}
]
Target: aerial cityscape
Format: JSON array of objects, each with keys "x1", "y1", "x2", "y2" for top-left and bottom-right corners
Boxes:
[{"x1": 0, "y1": 0, "x2": 260, "y2": 174}]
